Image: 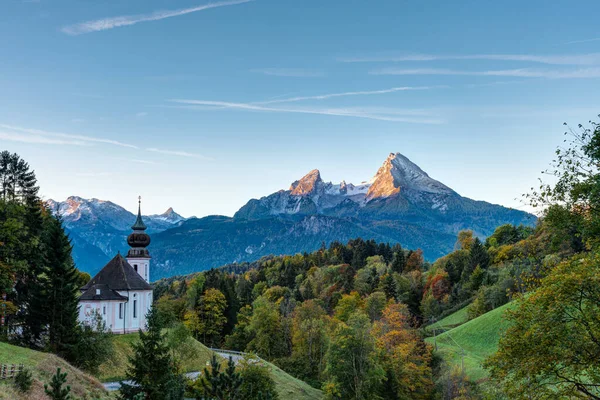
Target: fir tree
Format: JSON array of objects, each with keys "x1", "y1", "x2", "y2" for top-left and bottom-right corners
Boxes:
[
  {"x1": 382, "y1": 274, "x2": 398, "y2": 301},
  {"x1": 44, "y1": 368, "x2": 71, "y2": 400},
  {"x1": 120, "y1": 307, "x2": 184, "y2": 400},
  {"x1": 391, "y1": 250, "x2": 406, "y2": 274},
  {"x1": 200, "y1": 355, "x2": 243, "y2": 400},
  {"x1": 43, "y1": 216, "x2": 80, "y2": 358}
]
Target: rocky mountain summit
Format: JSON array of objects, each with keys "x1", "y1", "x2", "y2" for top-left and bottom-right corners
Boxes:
[{"x1": 53, "y1": 153, "x2": 534, "y2": 279}]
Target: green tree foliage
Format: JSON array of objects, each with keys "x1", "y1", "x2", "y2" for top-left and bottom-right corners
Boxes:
[
  {"x1": 44, "y1": 368, "x2": 71, "y2": 400},
  {"x1": 290, "y1": 300, "x2": 329, "y2": 384},
  {"x1": 485, "y1": 252, "x2": 600, "y2": 399},
  {"x1": 120, "y1": 307, "x2": 184, "y2": 400},
  {"x1": 42, "y1": 216, "x2": 81, "y2": 358},
  {"x1": 485, "y1": 224, "x2": 533, "y2": 248},
  {"x1": 390, "y1": 250, "x2": 406, "y2": 274},
  {"x1": 197, "y1": 354, "x2": 242, "y2": 400},
  {"x1": 238, "y1": 359, "x2": 278, "y2": 400},
  {"x1": 527, "y1": 118, "x2": 600, "y2": 251},
  {"x1": 364, "y1": 291, "x2": 387, "y2": 322},
  {"x1": 224, "y1": 305, "x2": 253, "y2": 351},
  {"x1": 324, "y1": 312, "x2": 385, "y2": 400},
  {"x1": 14, "y1": 367, "x2": 33, "y2": 393},
  {"x1": 71, "y1": 310, "x2": 114, "y2": 374},
  {"x1": 247, "y1": 296, "x2": 287, "y2": 359},
  {"x1": 184, "y1": 288, "x2": 227, "y2": 347}
]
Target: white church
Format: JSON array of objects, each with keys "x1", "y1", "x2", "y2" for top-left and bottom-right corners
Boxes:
[{"x1": 78, "y1": 199, "x2": 153, "y2": 333}]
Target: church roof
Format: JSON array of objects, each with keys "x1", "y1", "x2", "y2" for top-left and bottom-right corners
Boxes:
[
  {"x1": 80, "y1": 284, "x2": 128, "y2": 301},
  {"x1": 82, "y1": 253, "x2": 152, "y2": 291}
]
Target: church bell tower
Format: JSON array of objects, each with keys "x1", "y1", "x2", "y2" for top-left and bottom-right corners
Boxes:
[{"x1": 127, "y1": 196, "x2": 151, "y2": 283}]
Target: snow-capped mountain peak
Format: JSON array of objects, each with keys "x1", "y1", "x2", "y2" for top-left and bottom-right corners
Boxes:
[
  {"x1": 150, "y1": 207, "x2": 185, "y2": 223},
  {"x1": 366, "y1": 153, "x2": 453, "y2": 200}
]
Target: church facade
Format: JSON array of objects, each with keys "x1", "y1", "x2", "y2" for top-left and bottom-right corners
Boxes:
[{"x1": 78, "y1": 199, "x2": 153, "y2": 334}]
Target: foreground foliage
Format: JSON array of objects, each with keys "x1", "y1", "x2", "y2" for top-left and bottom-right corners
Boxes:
[{"x1": 486, "y1": 252, "x2": 600, "y2": 399}]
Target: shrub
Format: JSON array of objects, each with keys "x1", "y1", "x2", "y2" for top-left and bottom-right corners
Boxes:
[
  {"x1": 14, "y1": 367, "x2": 33, "y2": 393},
  {"x1": 238, "y1": 359, "x2": 278, "y2": 400}
]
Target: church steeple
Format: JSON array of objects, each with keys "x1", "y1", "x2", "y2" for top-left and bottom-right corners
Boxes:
[
  {"x1": 131, "y1": 196, "x2": 147, "y2": 231},
  {"x1": 127, "y1": 196, "x2": 151, "y2": 282}
]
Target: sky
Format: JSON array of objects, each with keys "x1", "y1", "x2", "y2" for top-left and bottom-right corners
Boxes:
[{"x1": 1, "y1": 0, "x2": 599, "y2": 217}]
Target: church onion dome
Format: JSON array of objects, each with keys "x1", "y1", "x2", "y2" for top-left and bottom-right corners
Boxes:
[{"x1": 127, "y1": 197, "x2": 151, "y2": 250}]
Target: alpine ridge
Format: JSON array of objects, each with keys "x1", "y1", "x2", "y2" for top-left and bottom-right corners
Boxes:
[
  {"x1": 46, "y1": 196, "x2": 185, "y2": 275},
  {"x1": 54, "y1": 153, "x2": 535, "y2": 279}
]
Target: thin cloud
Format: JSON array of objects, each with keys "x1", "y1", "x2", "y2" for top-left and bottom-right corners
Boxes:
[
  {"x1": 0, "y1": 131, "x2": 89, "y2": 146},
  {"x1": 0, "y1": 124, "x2": 138, "y2": 148},
  {"x1": 370, "y1": 67, "x2": 600, "y2": 79},
  {"x1": 136, "y1": 112, "x2": 148, "y2": 118},
  {"x1": 75, "y1": 172, "x2": 112, "y2": 177},
  {"x1": 61, "y1": 0, "x2": 253, "y2": 35},
  {"x1": 255, "y1": 86, "x2": 443, "y2": 105},
  {"x1": 146, "y1": 147, "x2": 212, "y2": 160},
  {"x1": 564, "y1": 37, "x2": 600, "y2": 45},
  {"x1": 251, "y1": 68, "x2": 326, "y2": 78},
  {"x1": 341, "y1": 53, "x2": 600, "y2": 66},
  {"x1": 131, "y1": 159, "x2": 157, "y2": 165},
  {"x1": 169, "y1": 99, "x2": 444, "y2": 124}
]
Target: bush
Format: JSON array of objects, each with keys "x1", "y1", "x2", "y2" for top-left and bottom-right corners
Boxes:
[
  {"x1": 69, "y1": 311, "x2": 114, "y2": 374},
  {"x1": 14, "y1": 367, "x2": 33, "y2": 393},
  {"x1": 238, "y1": 359, "x2": 278, "y2": 400}
]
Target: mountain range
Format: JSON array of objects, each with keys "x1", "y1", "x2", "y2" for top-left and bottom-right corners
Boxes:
[{"x1": 50, "y1": 153, "x2": 535, "y2": 279}]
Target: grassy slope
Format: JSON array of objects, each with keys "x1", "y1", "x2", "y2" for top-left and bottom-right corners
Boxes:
[
  {"x1": 426, "y1": 306, "x2": 469, "y2": 333},
  {"x1": 425, "y1": 302, "x2": 514, "y2": 381},
  {"x1": 261, "y1": 360, "x2": 323, "y2": 400},
  {"x1": 97, "y1": 332, "x2": 214, "y2": 382},
  {"x1": 0, "y1": 342, "x2": 112, "y2": 400},
  {"x1": 98, "y1": 333, "x2": 323, "y2": 400}
]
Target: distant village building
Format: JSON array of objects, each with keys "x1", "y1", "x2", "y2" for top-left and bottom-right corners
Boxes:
[{"x1": 78, "y1": 198, "x2": 153, "y2": 333}]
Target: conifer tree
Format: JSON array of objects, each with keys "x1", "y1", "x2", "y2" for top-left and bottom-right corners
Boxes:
[
  {"x1": 200, "y1": 355, "x2": 242, "y2": 400},
  {"x1": 120, "y1": 307, "x2": 184, "y2": 400},
  {"x1": 391, "y1": 250, "x2": 406, "y2": 274},
  {"x1": 42, "y1": 216, "x2": 80, "y2": 357},
  {"x1": 382, "y1": 274, "x2": 398, "y2": 300},
  {"x1": 44, "y1": 368, "x2": 71, "y2": 400}
]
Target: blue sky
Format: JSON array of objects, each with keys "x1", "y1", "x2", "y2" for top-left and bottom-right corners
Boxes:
[{"x1": 1, "y1": 0, "x2": 599, "y2": 217}]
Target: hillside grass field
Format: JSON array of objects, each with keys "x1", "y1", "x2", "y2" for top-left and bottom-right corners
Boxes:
[
  {"x1": 425, "y1": 302, "x2": 514, "y2": 381},
  {"x1": 98, "y1": 332, "x2": 323, "y2": 400},
  {"x1": 426, "y1": 305, "x2": 469, "y2": 333},
  {"x1": 261, "y1": 359, "x2": 323, "y2": 400},
  {"x1": 97, "y1": 331, "x2": 214, "y2": 382},
  {"x1": 0, "y1": 341, "x2": 112, "y2": 400}
]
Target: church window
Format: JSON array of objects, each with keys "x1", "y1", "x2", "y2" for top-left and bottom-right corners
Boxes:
[
  {"x1": 103, "y1": 306, "x2": 106, "y2": 315},
  {"x1": 119, "y1": 303, "x2": 123, "y2": 319},
  {"x1": 133, "y1": 300, "x2": 137, "y2": 318},
  {"x1": 134, "y1": 264, "x2": 138, "y2": 272}
]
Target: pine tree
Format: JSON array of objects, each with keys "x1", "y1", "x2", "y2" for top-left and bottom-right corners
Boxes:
[
  {"x1": 200, "y1": 355, "x2": 242, "y2": 400},
  {"x1": 44, "y1": 368, "x2": 71, "y2": 400},
  {"x1": 43, "y1": 216, "x2": 80, "y2": 358},
  {"x1": 120, "y1": 308, "x2": 184, "y2": 400},
  {"x1": 391, "y1": 250, "x2": 406, "y2": 274},
  {"x1": 382, "y1": 274, "x2": 398, "y2": 301}
]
